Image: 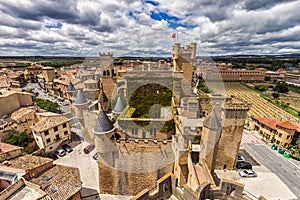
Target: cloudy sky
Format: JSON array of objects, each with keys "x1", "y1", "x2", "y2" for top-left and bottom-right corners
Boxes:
[{"x1": 0, "y1": 0, "x2": 299, "y2": 57}]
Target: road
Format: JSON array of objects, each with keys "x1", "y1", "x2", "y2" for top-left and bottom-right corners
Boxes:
[{"x1": 244, "y1": 144, "x2": 300, "y2": 198}]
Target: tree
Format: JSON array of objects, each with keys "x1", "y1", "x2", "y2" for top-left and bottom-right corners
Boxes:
[
  {"x1": 274, "y1": 84, "x2": 289, "y2": 93},
  {"x1": 272, "y1": 92, "x2": 280, "y2": 99},
  {"x1": 5, "y1": 132, "x2": 34, "y2": 147},
  {"x1": 265, "y1": 76, "x2": 271, "y2": 81}
]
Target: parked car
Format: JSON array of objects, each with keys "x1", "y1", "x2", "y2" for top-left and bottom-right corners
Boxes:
[
  {"x1": 55, "y1": 148, "x2": 66, "y2": 157},
  {"x1": 93, "y1": 152, "x2": 98, "y2": 161},
  {"x1": 46, "y1": 152, "x2": 58, "y2": 160},
  {"x1": 62, "y1": 144, "x2": 73, "y2": 153},
  {"x1": 239, "y1": 170, "x2": 257, "y2": 177},
  {"x1": 83, "y1": 144, "x2": 95, "y2": 154},
  {"x1": 236, "y1": 162, "x2": 252, "y2": 170},
  {"x1": 237, "y1": 155, "x2": 245, "y2": 163}
]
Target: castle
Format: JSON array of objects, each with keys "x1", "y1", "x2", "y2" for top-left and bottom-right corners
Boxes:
[{"x1": 68, "y1": 43, "x2": 252, "y2": 199}]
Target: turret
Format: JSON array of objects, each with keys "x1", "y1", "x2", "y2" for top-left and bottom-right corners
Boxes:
[
  {"x1": 200, "y1": 108, "x2": 222, "y2": 173},
  {"x1": 112, "y1": 97, "x2": 125, "y2": 117},
  {"x1": 98, "y1": 82, "x2": 109, "y2": 112},
  {"x1": 66, "y1": 81, "x2": 76, "y2": 102},
  {"x1": 73, "y1": 89, "x2": 89, "y2": 125},
  {"x1": 93, "y1": 109, "x2": 117, "y2": 167}
]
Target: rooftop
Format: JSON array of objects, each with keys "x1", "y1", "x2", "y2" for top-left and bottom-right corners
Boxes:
[
  {"x1": 30, "y1": 164, "x2": 81, "y2": 200},
  {"x1": 113, "y1": 97, "x2": 126, "y2": 114},
  {"x1": 2, "y1": 155, "x2": 52, "y2": 171},
  {"x1": 66, "y1": 81, "x2": 76, "y2": 92},
  {"x1": 31, "y1": 115, "x2": 70, "y2": 133},
  {"x1": 74, "y1": 89, "x2": 88, "y2": 105},
  {"x1": 0, "y1": 142, "x2": 23, "y2": 153},
  {"x1": 93, "y1": 109, "x2": 115, "y2": 134},
  {"x1": 10, "y1": 107, "x2": 34, "y2": 121},
  {"x1": 257, "y1": 117, "x2": 300, "y2": 132},
  {"x1": 83, "y1": 79, "x2": 97, "y2": 84},
  {"x1": 0, "y1": 178, "x2": 49, "y2": 200}
]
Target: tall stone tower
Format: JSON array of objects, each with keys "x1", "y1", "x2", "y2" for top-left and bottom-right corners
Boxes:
[
  {"x1": 215, "y1": 98, "x2": 251, "y2": 169},
  {"x1": 200, "y1": 108, "x2": 222, "y2": 173},
  {"x1": 172, "y1": 43, "x2": 197, "y2": 83},
  {"x1": 98, "y1": 83, "x2": 109, "y2": 112},
  {"x1": 99, "y1": 52, "x2": 116, "y2": 101}
]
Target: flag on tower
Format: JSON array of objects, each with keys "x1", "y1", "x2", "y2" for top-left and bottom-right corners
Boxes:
[{"x1": 171, "y1": 33, "x2": 176, "y2": 38}]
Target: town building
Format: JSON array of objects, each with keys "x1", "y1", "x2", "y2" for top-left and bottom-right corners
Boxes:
[
  {"x1": 0, "y1": 91, "x2": 34, "y2": 118},
  {"x1": 0, "y1": 155, "x2": 81, "y2": 200},
  {"x1": 0, "y1": 177, "x2": 50, "y2": 200},
  {"x1": 250, "y1": 117, "x2": 300, "y2": 148},
  {"x1": 31, "y1": 115, "x2": 71, "y2": 153}
]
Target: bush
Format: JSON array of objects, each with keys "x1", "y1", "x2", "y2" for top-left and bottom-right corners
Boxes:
[
  {"x1": 274, "y1": 84, "x2": 289, "y2": 93},
  {"x1": 290, "y1": 154, "x2": 300, "y2": 161},
  {"x1": 33, "y1": 97, "x2": 59, "y2": 113},
  {"x1": 6, "y1": 132, "x2": 34, "y2": 147},
  {"x1": 272, "y1": 92, "x2": 280, "y2": 99}
]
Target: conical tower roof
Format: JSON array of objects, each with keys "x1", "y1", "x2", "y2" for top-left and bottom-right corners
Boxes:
[
  {"x1": 67, "y1": 81, "x2": 76, "y2": 92},
  {"x1": 98, "y1": 85, "x2": 108, "y2": 103},
  {"x1": 74, "y1": 90, "x2": 88, "y2": 105},
  {"x1": 92, "y1": 109, "x2": 115, "y2": 134},
  {"x1": 203, "y1": 108, "x2": 221, "y2": 130},
  {"x1": 113, "y1": 97, "x2": 125, "y2": 114}
]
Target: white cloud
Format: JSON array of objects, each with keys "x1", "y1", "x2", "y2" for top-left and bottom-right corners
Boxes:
[{"x1": 0, "y1": 0, "x2": 299, "y2": 56}]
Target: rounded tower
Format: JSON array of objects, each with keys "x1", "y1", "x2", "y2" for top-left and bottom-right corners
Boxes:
[
  {"x1": 66, "y1": 81, "x2": 76, "y2": 102},
  {"x1": 98, "y1": 82, "x2": 109, "y2": 112},
  {"x1": 73, "y1": 89, "x2": 89, "y2": 125}
]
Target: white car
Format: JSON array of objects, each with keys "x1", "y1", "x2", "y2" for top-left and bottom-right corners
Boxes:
[
  {"x1": 237, "y1": 155, "x2": 245, "y2": 163},
  {"x1": 55, "y1": 148, "x2": 66, "y2": 157},
  {"x1": 239, "y1": 170, "x2": 257, "y2": 177}
]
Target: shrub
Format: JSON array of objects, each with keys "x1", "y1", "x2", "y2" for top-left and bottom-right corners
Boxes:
[{"x1": 6, "y1": 132, "x2": 34, "y2": 147}]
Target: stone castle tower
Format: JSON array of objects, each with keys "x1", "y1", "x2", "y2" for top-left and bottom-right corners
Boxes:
[{"x1": 172, "y1": 43, "x2": 197, "y2": 83}]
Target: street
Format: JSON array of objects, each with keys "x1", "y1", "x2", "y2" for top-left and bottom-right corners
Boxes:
[{"x1": 244, "y1": 144, "x2": 300, "y2": 198}]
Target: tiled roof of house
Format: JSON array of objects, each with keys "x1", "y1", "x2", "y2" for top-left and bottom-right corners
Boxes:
[
  {"x1": 83, "y1": 79, "x2": 97, "y2": 84},
  {"x1": 31, "y1": 115, "x2": 70, "y2": 133},
  {"x1": 74, "y1": 89, "x2": 88, "y2": 105},
  {"x1": 93, "y1": 109, "x2": 115, "y2": 134},
  {"x1": 30, "y1": 164, "x2": 81, "y2": 200},
  {"x1": 0, "y1": 178, "x2": 50, "y2": 200},
  {"x1": 277, "y1": 120, "x2": 300, "y2": 132},
  {"x1": 256, "y1": 117, "x2": 300, "y2": 132},
  {"x1": 10, "y1": 107, "x2": 34, "y2": 121},
  {"x1": 256, "y1": 117, "x2": 279, "y2": 130},
  {"x1": 0, "y1": 142, "x2": 23, "y2": 153},
  {"x1": 2, "y1": 155, "x2": 52, "y2": 171}
]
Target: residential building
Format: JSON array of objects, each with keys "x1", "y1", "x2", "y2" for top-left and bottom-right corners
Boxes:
[
  {"x1": 30, "y1": 164, "x2": 81, "y2": 200},
  {"x1": 251, "y1": 117, "x2": 300, "y2": 148},
  {"x1": 0, "y1": 177, "x2": 50, "y2": 200},
  {"x1": 31, "y1": 115, "x2": 71, "y2": 153},
  {"x1": 0, "y1": 91, "x2": 34, "y2": 118},
  {"x1": 0, "y1": 142, "x2": 23, "y2": 162}
]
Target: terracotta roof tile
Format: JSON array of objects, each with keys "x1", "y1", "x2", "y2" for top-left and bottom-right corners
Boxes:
[
  {"x1": 0, "y1": 142, "x2": 23, "y2": 153},
  {"x1": 31, "y1": 115, "x2": 70, "y2": 133},
  {"x1": 30, "y1": 165, "x2": 81, "y2": 200},
  {"x1": 256, "y1": 117, "x2": 300, "y2": 132},
  {"x1": 277, "y1": 120, "x2": 300, "y2": 132}
]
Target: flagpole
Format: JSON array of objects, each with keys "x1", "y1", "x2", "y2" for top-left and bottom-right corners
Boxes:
[{"x1": 176, "y1": 29, "x2": 178, "y2": 43}]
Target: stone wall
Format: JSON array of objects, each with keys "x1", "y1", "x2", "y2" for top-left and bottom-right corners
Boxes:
[
  {"x1": 0, "y1": 93, "x2": 20, "y2": 117},
  {"x1": 98, "y1": 142, "x2": 175, "y2": 195}
]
